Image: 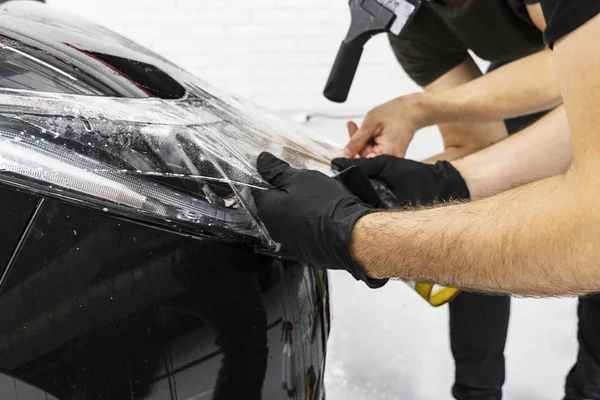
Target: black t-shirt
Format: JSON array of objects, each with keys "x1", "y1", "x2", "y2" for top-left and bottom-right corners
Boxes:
[
  {"x1": 390, "y1": 0, "x2": 544, "y2": 86},
  {"x1": 539, "y1": 0, "x2": 600, "y2": 45}
]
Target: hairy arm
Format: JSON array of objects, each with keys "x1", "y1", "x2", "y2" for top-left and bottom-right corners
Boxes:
[
  {"x1": 351, "y1": 15, "x2": 600, "y2": 296},
  {"x1": 453, "y1": 105, "x2": 571, "y2": 200}
]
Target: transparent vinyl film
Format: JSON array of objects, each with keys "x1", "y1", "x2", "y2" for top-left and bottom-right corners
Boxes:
[
  {"x1": 0, "y1": 89, "x2": 339, "y2": 177},
  {"x1": 0, "y1": 124, "x2": 263, "y2": 242},
  {"x1": 0, "y1": 1, "x2": 342, "y2": 247},
  {"x1": 0, "y1": 89, "x2": 341, "y2": 246}
]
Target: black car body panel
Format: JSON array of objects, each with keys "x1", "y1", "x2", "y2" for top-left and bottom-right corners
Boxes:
[
  {"x1": 0, "y1": 2, "x2": 331, "y2": 399},
  {"x1": 0, "y1": 185, "x2": 39, "y2": 269},
  {"x1": 0, "y1": 192, "x2": 329, "y2": 400}
]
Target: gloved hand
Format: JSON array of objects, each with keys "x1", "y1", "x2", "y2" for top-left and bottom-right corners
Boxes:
[
  {"x1": 252, "y1": 152, "x2": 375, "y2": 283},
  {"x1": 332, "y1": 155, "x2": 470, "y2": 207}
]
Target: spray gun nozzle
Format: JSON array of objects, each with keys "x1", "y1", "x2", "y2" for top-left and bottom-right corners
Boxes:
[{"x1": 323, "y1": 0, "x2": 420, "y2": 103}]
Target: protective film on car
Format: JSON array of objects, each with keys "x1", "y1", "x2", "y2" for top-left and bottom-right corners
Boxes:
[
  {"x1": 0, "y1": 86, "x2": 340, "y2": 247},
  {"x1": 0, "y1": 1, "x2": 341, "y2": 248}
]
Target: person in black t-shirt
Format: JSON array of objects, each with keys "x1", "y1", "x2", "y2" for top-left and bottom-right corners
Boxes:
[
  {"x1": 343, "y1": 0, "x2": 550, "y2": 161},
  {"x1": 251, "y1": 1, "x2": 600, "y2": 399}
]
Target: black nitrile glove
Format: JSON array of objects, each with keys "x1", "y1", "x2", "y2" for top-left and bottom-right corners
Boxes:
[
  {"x1": 332, "y1": 165, "x2": 389, "y2": 288},
  {"x1": 332, "y1": 155, "x2": 470, "y2": 206},
  {"x1": 252, "y1": 152, "x2": 375, "y2": 284}
]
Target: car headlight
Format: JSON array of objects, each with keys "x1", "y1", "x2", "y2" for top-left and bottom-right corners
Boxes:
[{"x1": 0, "y1": 89, "x2": 339, "y2": 248}]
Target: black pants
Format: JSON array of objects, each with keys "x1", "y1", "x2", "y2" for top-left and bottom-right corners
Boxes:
[
  {"x1": 451, "y1": 293, "x2": 600, "y2": 400},
  {"x1": 450, "y1": 292, "x2": 510, "y2": 400},
  {"x1": 448, "y1": 76, "x2": 600, "y2": 398}
]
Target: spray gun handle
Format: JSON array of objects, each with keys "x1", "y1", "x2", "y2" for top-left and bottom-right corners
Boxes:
[
  {"x1": 323, "y1": 0, "x2": 396, "y2": 103},
  {"x1": 323, "y1": 40, "x2": 365, "y2": 103}
]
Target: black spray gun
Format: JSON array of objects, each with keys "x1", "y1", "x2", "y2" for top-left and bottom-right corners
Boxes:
[{"x1": 324, "y1": 0, "x2": 421, "y2": 103}]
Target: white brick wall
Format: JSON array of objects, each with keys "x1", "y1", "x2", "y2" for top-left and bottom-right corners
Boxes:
[{"x1": 46, "y1": 0, "x2": 420, "y2": 115}]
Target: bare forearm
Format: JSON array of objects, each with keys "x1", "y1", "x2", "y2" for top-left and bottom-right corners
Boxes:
[
  {"x1": 419, "y1": 58, "x2": 508, "y2": 161},
  {"x1": 350, "y1": 16, "x2": 600, "y2": 297},
  {"x1": 422, "y1": 141, "x2": 493, "y2": 164},
  {"x1": 423, "y1": 146, "x2": 475, "y2": 163},
  {"x1": 453, "y1": 106, "x2": 571, "y2": 200},
  {"x1": 351, "y1": 171, "x2": 598, "y2": 296},
  {"x1": 410, "y1": 51, "x2": 560, "y2": 161},
  {"x1": 417, "y1": 49, "x2": 561, "y2": 126}
]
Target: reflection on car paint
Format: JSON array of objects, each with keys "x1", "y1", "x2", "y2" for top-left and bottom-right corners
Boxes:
[{"x1": 0, "y1": 197, "x2": 327, "y2": 399}]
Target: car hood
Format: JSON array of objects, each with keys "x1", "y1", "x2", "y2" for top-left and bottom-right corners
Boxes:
[{"x1": 0, "y1": 1, "x2": 341, "y2": 247}]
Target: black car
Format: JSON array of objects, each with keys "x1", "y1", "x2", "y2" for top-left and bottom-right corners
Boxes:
[{"x1": 0, "y1": 2, "x2": 336, "y2": 399}]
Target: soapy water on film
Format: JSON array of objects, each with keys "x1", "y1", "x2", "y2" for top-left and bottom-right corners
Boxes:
[
  {"x1": 0, "y1": 85, "x2": 341, "y2": 245},
  {"x1": 0, "y1": 87, "x2": 340, "y2": 189}
]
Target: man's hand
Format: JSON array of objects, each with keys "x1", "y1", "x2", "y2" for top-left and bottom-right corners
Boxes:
[
  {"x1": 252, "y1": 152, "x2": 374, "y2": 282},
  {"x1": 343, "y1": 94, "x2": 425, "y2": 158},
  {"x1": 344, "y1": 48, "x2": 561, "y2": 160},
  {"x1": 332, "y1": 156, "x2": 470, "y2": 207}
]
